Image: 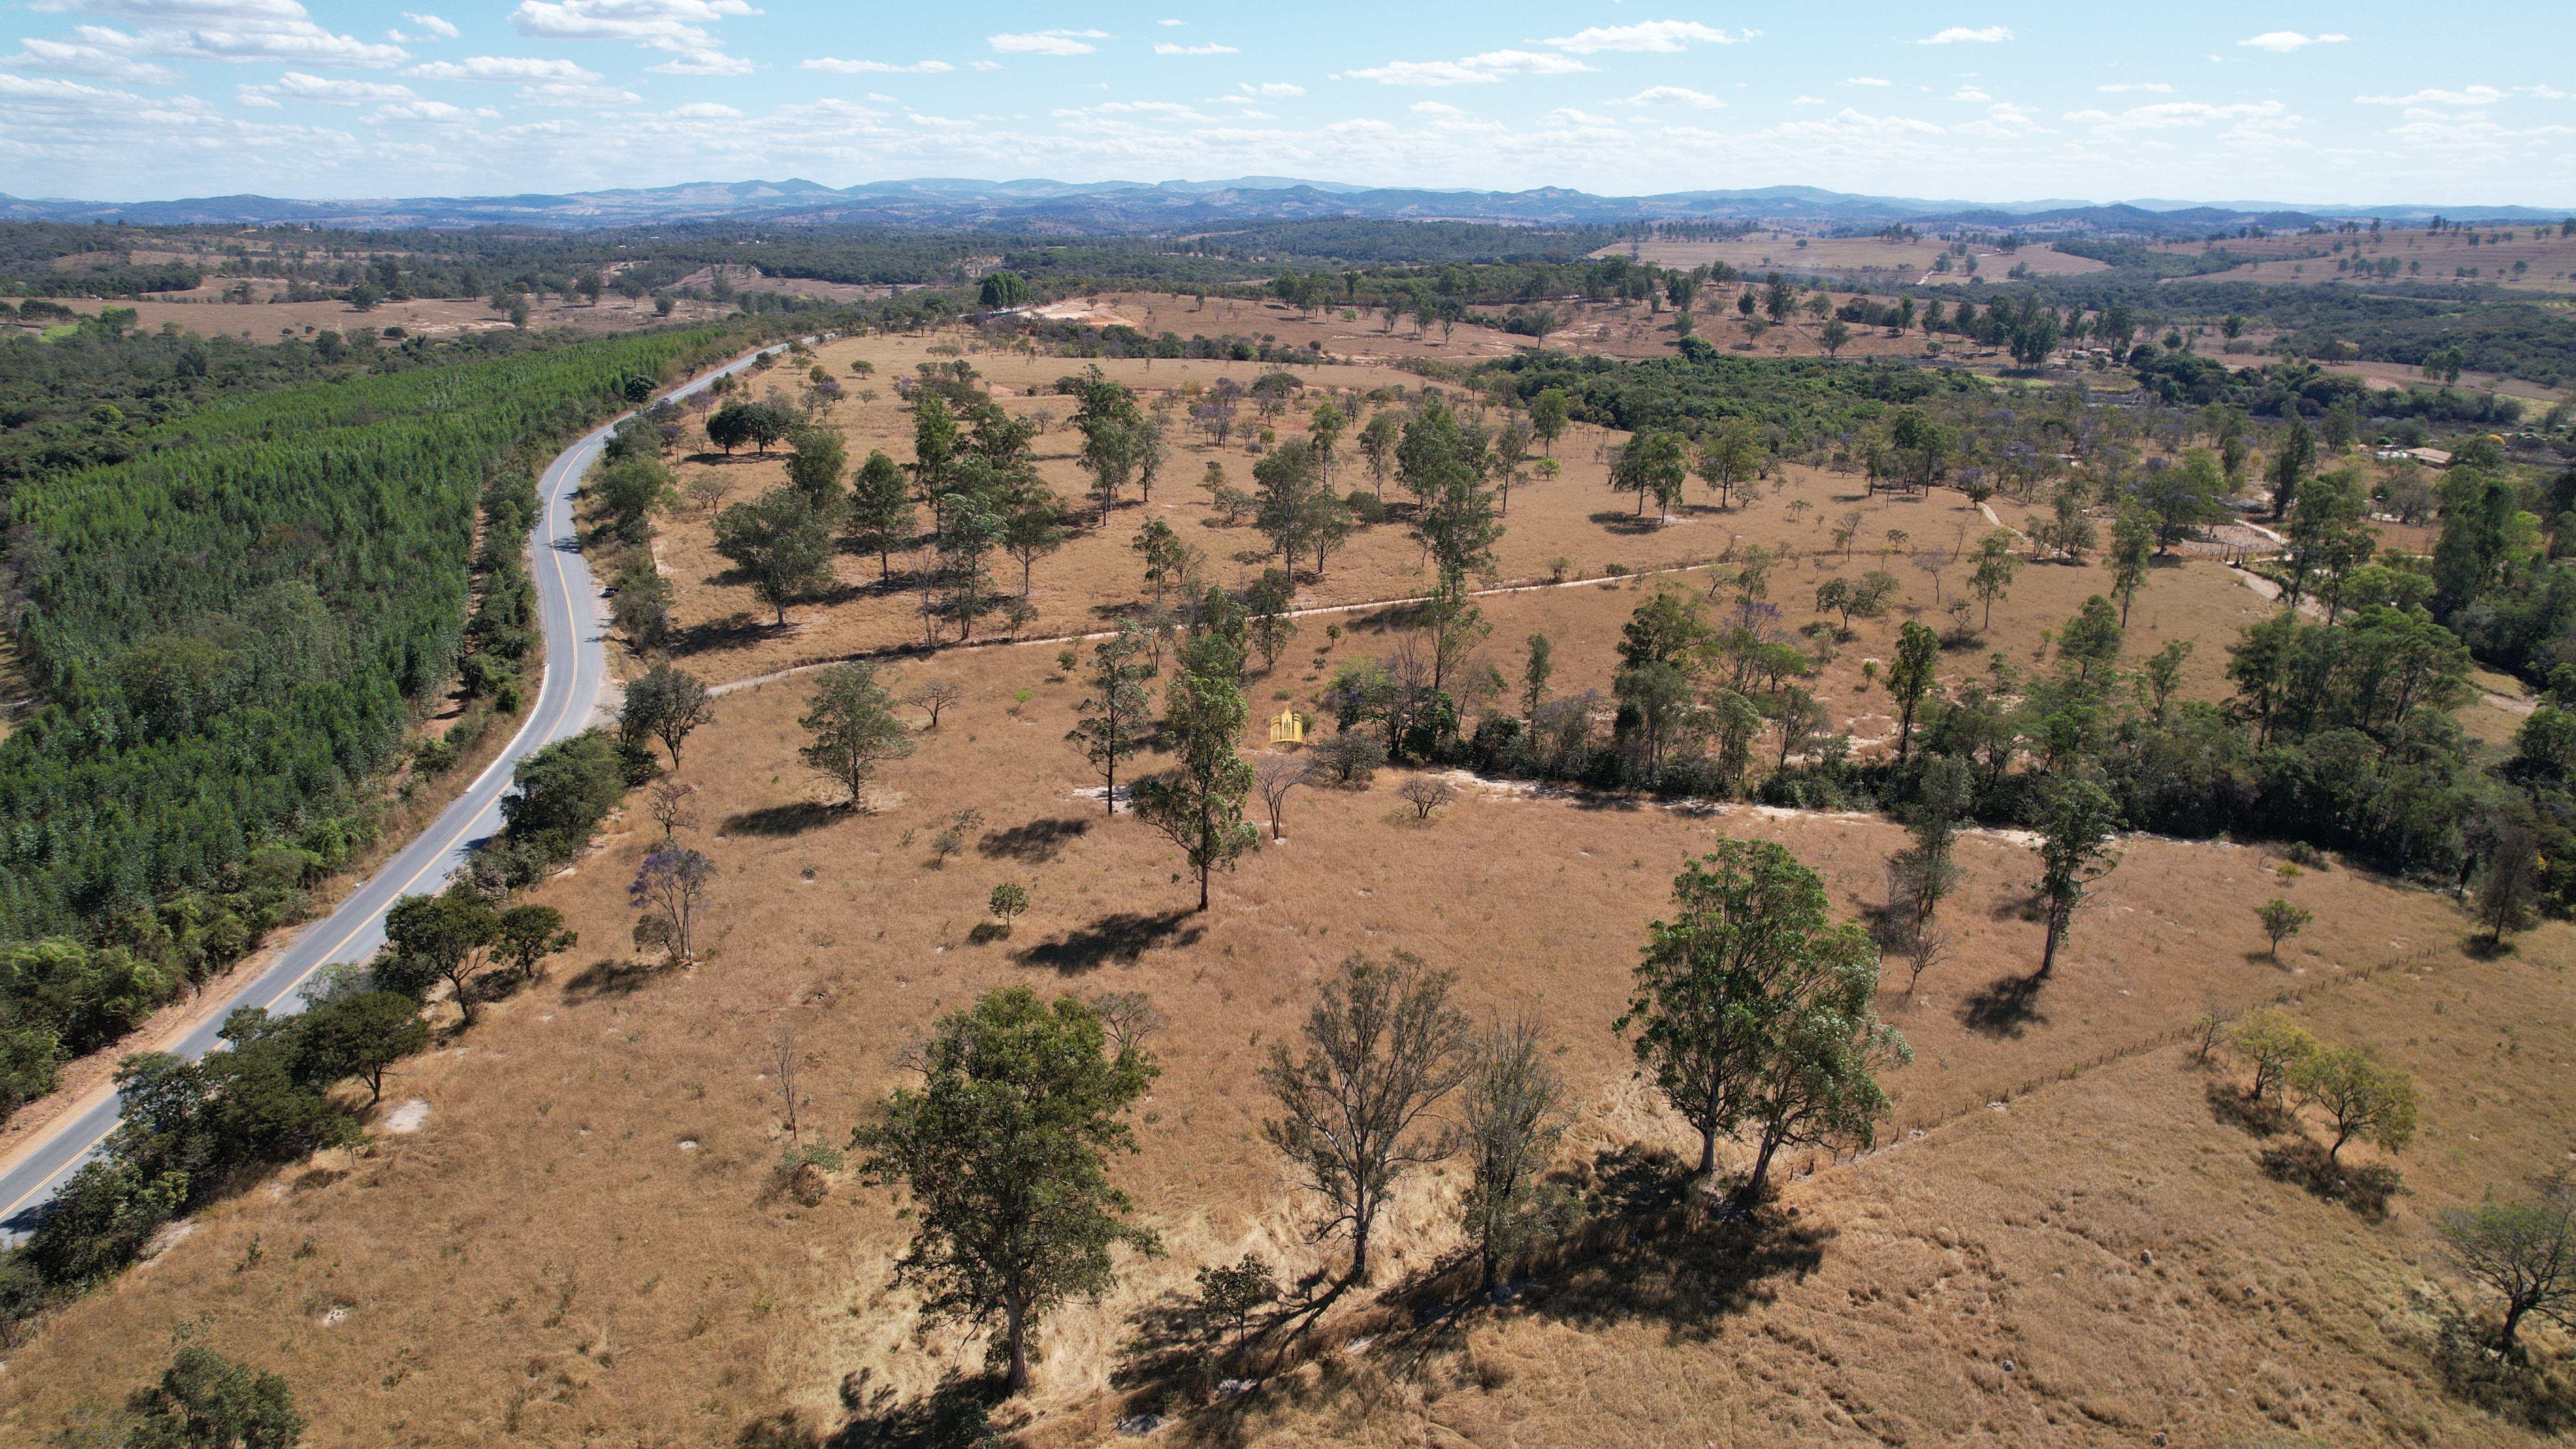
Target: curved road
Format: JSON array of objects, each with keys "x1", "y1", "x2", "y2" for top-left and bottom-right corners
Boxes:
[{"x1": 0, "y1": 341, "x2": 792, "y2": 1241}]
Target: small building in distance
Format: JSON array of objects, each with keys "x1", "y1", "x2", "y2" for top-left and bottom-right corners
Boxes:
[{"x1": 2375, "y1": 445, "x2": 2452, "y2": 467}]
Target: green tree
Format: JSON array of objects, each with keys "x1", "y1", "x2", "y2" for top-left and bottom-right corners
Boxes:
[
  {"x1": 998, "y1": 481, "x2": 1069, "y2": 598},
  {"x1": 2134, "y1": 450, "x2": 2230, "y2": 550},
  {"x1": 783, "y1": 427, "x2": 847, "y2": 518},
  {"x1": 1458, "y1": 1014, "x2": 1572, "y2": 1289},
  {"x1": 1355, "y1": 410, "x2": 1401, "y2": 499},
  {"x1": 380, "y1": 890, "x2": 499, "y2": 1025},
  {"x1": 1068, "y1": 624, "x2": 1153, "y2": 816},
  {"x1": 714, "y1": 489, "x2": 837, "y2": 625},
  {"x1": 2108, "y1": 507, "x2": 2155, "y2": 626},
  {"x1": 495, "y1": 904, "x2": 577, "y2": 982},
  {"x1": 2438, "y1": 1168, "x2": 2576, "y2": 1357},
  {"x1": 1527, "y1": 387, "x2": 1571, "y2": 456},
  {"x1": 126, "y1": 1345, "x2": 305, "y2": 1449},
  {"x1": 847, "y1": 449, "x2": 916, "y2": 580},
  {"x1": 1886, "y1": 620, "x2": 1940, "y2": 768},
  {"x1": 1969, "y1": 532, "x2": 2019, "y2": 632},
  {"x1": 987, "y1": 882, "x2": 1029, "y2": 929},
  {"x1": 2292, "y1": 1045, "x2": 2417, "y2": 1165},
  {"x1": 851, "y1": 987, "x2": 1159, "y2": 1394},
  {"x1": 1614, "y1": 430, "x2": 1690, "y2": 521},
  {"x1": 976, "y1": 270, "x2": 1029, "y2": 309},
  {"x1": 798, "y1": 661, "x2": 913, "y2": 808},
  {"x1": 1130, "y1": 614, "x2": 1258, "y2": 912},
  {"x1": 1261, "y1": 953, "x2": 1471, "y2": 1283},
  {"x1": 2032, "y1": 774, "x2": 2121, "y2": 978},
  {"x1": 296, "y1": 991, "x2": 427, "y2": 1107},
  {"x1": 1693, "y1": 417, "x2": 1764, "y2": 510},
  {"x1": 2254, "y1": 898, "x2": 2311, "y2": 959},
  {"x1": 620, "y1": 662, "x2": 714, "y2": 768},
  {"x1": 1131, "y1": 516, "x2": 1191, "y2": 605},
  {"x1": 1616, "y1": 840, "x2": 1900, "y2": 1200},
  {"x1": 2267, "y1": 417, "x2": 2315, "y2": 523},
  {"x1": 909, "y1": 393, "x2": 960, "y2": 514},
  {"x1": 1819, "y1": 316, "x2": 1852, "y2": 356},
  {"x1": 1521, "y1": 632, "x2": 1554, "y2": 721}
]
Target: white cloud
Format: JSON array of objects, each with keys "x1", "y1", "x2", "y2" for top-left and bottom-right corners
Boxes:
[
  {"x1": 1791, "y1": 95, "x2": 1825, "y2": 105},
  {"x1": 2356, "y1": 85, "x2": 2504, "y2": 106},
  {"x1": 515, "y1": 79, "x2": 641, "y2": 105},
  {"x1": 647, "y1": 47, "x2": 750, "y2": 75},
  {"x1": 240, "y1": 70, "x2": 414, "y2": 105},
  {"x1": 2, "y1": 35, "x2": 185, "y2": 83},
  {"x1": 2065, "y1": 99, "x2": 2294, "y2": 132},
  {"x1": 1616, "y1": 85, "x2": 1721, "y2": 109},
  {"x1": 1409, "y1": 99, "x2": 1464, "y2": 116},
  {"x1": 1157, "y1": 17, "x2": 1184, "y2": 25},
  {"x1": 1918, "y1": 25, "x2": 2012, "y2": 44},
  {"x1": 1345, "y1": 49, "x2": 1592, "y2": 85},
  {"x1": 1543, "y1": 21, "x2": 1755, "y2": 53},
  {"x1": 509, "y1": 0, "x2": 751, "y2": 48},
  {"x1": 402, "y1": 12, "x2": 458, "y2": 39},
  {"x1": 802, "y1": 57, "x2": 953, "y2": 74},
  {"x1": 408, "y1": 55, "x2": 598, "y2": 81},
  {"x1": 1234, "y1": 81, "x2": 1302, "y2": 97},
  {"x1": 29, "y1": 0, "x2": 410, "y2": 67},
  {"x1": 1153, "y1": 42, "x2": 1237, "y2": 56},
  {"x1": 1955, "y1": 101, "x2": 2050, "y2": 138},
  {"x1": 2237, "y1": 32, "x2": 2346, "y2": 53},
  {"x1": 1845, "y1": 76, "x2": 1891, "y2": 86},
  {"x1": 968, "y1": 59, "x2": 1001, "y2": 72},
  {"x1": 1950, "y1": 86, "x2": 1991, "y2": 102},
  {"x1": 369, "y1": 98, "x2": 494, "y2": 122},
  {"x1": 2096, "y1": 82, "x2": 2172, "y2": 94},
  {"x1": 989, "y1": 29, "x2": 1109, "y2": 56},
  {"x1": 665, "y1": 101, "x2": 739, "y2": 117}
]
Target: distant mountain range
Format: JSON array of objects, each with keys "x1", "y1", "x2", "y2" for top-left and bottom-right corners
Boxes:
[{"x1": 0, "y1": 177, "x2": 2563, "y2": 237}]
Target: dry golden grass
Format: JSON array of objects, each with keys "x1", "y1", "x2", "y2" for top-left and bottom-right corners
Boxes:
[
  {"x1": 7, "y1": 548, "x2": 2571, "y2": 1445},
  {"x1": 1602, "y1": 235, "x2": 2113, "y2": 287},
  {"x1": 2145, "y1": 227, "x2": 2576, "y2": 295}
]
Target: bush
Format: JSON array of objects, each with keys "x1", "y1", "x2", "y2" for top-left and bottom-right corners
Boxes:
[
  {"x1": 1344, "y1": 489, "x2": 1386, "y2": 523},
  {"x1": 499, "y1": 731, "x2": 629, "y2": 864}
]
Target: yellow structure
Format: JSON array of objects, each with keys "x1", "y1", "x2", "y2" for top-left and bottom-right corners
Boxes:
[{"x1": 1268, "y1": 708, "x2": 1306, "y2": 745}]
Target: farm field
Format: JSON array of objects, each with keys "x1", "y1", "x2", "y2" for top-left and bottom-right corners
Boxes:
[
  {"x1": 6, "y1": 317, "x2": 2570, "y2": 1449},
  {"x1": 1602, "y1": 235, "x2": 2111, "y2": 287},
  {"x1": 2144, "y1": 227, "x2": 2576, "y2": 293}
]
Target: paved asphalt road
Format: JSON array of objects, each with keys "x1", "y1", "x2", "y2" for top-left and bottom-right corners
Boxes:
[{"x1": 0, "y1": 341, "x2": 792, "y2": 1242}]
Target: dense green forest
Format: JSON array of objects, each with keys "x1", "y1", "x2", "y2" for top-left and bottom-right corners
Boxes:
[{"x1": 0, "y1": 325, "x2": 736, "y2": 955}]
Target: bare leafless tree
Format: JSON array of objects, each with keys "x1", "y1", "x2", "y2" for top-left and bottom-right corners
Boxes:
[
  {"x1": 1396, "y1": 774, "x2": 1457, "y2": 821},
  {"x1": 907, "y1": 678, "x2": 966, "y2": 730},
  {"x1": 774, "y1": 1025, "x2": 805, "y2": 1143},
  {"x1": 1255, "y1": 753, "x2": 1313, "y2": 841},
  {"x1": 1904, "y1": 923, "x2": 1951, "y2": 995},
  {"x1": 646, "y1": 778, "x2": 699, "y2": 840},
  {"x1": 1090, "y1": 990, "x2": 1169, "y2": 1057},
  {"x1": 1261, "y1": 953, "x2": 1472, "y2": 1283}
]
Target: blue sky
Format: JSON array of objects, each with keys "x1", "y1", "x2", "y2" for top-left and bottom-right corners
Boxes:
[{"x1": 0, "y1": 1, "x2": 2569, "y2": 205}]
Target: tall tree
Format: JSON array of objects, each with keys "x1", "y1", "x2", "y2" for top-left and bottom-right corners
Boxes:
[
  {"x1": 851, "y1": 987, "x2": 1159, "y2": 1394},
  {"x1": 1614, "y1": 430, "x2": 1689, "y2": 521},
  {"x1": 2032, "y1": 773, "x2": 2120, "y2": 978},
  {"x1": 1457, "y1": 1014, "x2": 1571, "y2": 1290},
  {"x1": 1261, "y1": 953, "x2": 1471, "y2": 1283},
  {"x1": 2267, "y1": 416, "x2": 2315, "y2": 523},
  {"x1": 2107, "y1": 507, "x2": 2156, "y2": 626},
  {"x1": 1130, "y1": 605, "x2": 1258, "y2": 911},
  {"x1": 798, "y1": 661, "x2": 913, "y2": 808},
  {"x1": 1068, "y1": 625, "x2": 1153, "y2": 816},
  {"x1": 620, "y1": 662, "x2": 714, "y2": 768},
  {"x1": 1693, "y1": 417, "x2": 1764, "y2": 511},
  {"x1": 847, "y1": 448, "x2": 917, "y2": 580},
  {"x1": 714, "y1": 489, "x2": 837, "y2": 626},
  {"x1": 1526, "y1": 387, "x2": 1571, "y2": 457},
  {"x1": 1885, "y1": 620, "x2": 1940, "y2": 768},
  {"x1": 1617, "y1": 838, "x2": 1896, "y2": 1196},
  {"x1": 782, "y1": 426, "x2": 847, "y2": 519},
  {"x1": 2438, "y1": 1168, "x2": 2576, "y2": 1358},
  {"x1": 909, "y1": 392, "x2": 960, "y2": 517}
]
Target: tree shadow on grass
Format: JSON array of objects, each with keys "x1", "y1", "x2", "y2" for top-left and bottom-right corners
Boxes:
[
  {"x1": 2204, "y1": 1081, "x2": 2299, "y2": 1137},
  {"x1": 1587, "y1": 509, "x2": 1664, "y2": 537},
  {"x1": 560, "y1": 955, "x2": 670, "y2": 1004},
  {"x1": 1014, "y1": 910, "x2": 1203, "y2": 974},
  {"x1": 723, "y1": 802, "x2": 840, "y2": 837},
  {"x1": 1958, "y1": 971, "x2": 2048, "y2": 1038},
  {"x1": 2258, "y1": 1136, "x2": 2404, "y2": 1222},
  {"x1": 977, "y1": 816, "x2": 1092, "y2": 863},
  {"x1": 2429, "y1": 1311, "x2": 2576, "y2": 1435},
  {"x1": 731, "y1": 1367, "x2": 1025, "y2": 1449}
]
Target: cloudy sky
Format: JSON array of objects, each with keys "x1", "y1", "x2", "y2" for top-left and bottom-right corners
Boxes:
[{"x1": 0, "y1": 0, "x2": 2568, "y2": 205}]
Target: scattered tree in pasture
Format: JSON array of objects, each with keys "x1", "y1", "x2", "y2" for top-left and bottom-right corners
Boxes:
[
  {"x1": 1262, "y1": 953, "x2": 1472, "y2": 1283},
  {"x1": 906, "y1": 677, "x2": 966, "y2": 730},
  {"x1": 1130, "y1": 612, "x2": 1258, "y2": 911},
  {"x1": 629, "y1": 847, "x2": 714, "y2": 962},
  {"x1": 1886, "y1": 620, "x2": 1940, "y2": 768},
  {"x1": 126, "y1": 1346, "x2": 305, "y2": 1449},
  {"x1": 1255, "y1": 753, "x2": 1312, "y2": 841},
  {"x1": 714, "y1": 489, "x2": 837, "y2": 625},
  {"x1": 799, "y1": 661, "x2": 914, "y2": 808},
  {"x1": 2032, "y1": 773, "x2": 2120, "y2": 978},
  {"x1": 2229, "y1": 1006, "x2": 2316, "y2": 1103},
  {"x1": 620, "y1": 662, "x2": 714, "y2": 768},
  {"x1": 2438, "y1": 1168, "x2": 2576, "y2": 1357},
  {"x1": 1193, "y1": 1255, "x2": 1280, "y2": 1361},
  {"x1": 1396, "y1": 774, "x2": 1457, "y2": 821},
  {"x1": 299, "y1": 991, "x2": 428, "y2": 1107},
  {"x1": 848, "y1": 449, "x2": 917, "y2": 580},
  {"x1": 1458, "y1": 1014, "x2": 1574, "y2": 1290},
  {"x1": 379, "y1": 889, "x2": 498, "y2": 1025},
  {"x1": 495, "y1": 904, "x2": 576, "y2": 982},
  {"x1": 2255, "y1": 898, "x2": 2313, "y2": 959},
  {"x1": 2292, "y1": 1045, "x2": 2417, "y2": 1165},
  {"x1": 1069, "y1": 624, "x2": 1154, "y2": 815},
  {"x1": 987, "y1": 882, "x2": 1029, "y2": 931},
  {"x1": 851, "y1": 987, "x2": 1159, "y2": 1394}
]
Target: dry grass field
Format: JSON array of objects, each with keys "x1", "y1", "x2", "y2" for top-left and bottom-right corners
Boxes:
[
  {"x1": 5, "y1": 323, "x2": 2570, "y2": 1449},
  {"x1": 1601, "y1": 235, "x2": 2111, "y2": 288},
  {"x1": 2144, "y1": 227, "x2": 2576, "y2": 294}
]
